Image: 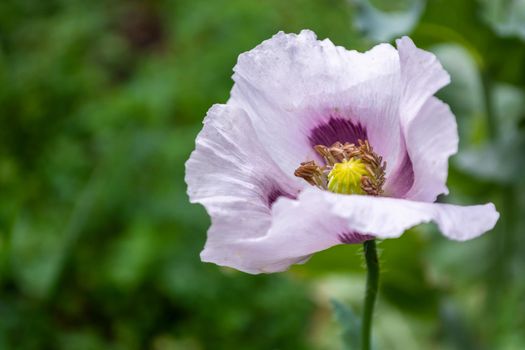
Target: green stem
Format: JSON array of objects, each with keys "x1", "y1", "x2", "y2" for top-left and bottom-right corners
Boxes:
[{"x1": 361, "y1": 239, "x2": 379, "y2": 350}]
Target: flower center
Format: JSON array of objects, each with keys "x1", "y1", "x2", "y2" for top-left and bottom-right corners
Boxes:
[
  {"x1": 294, "y1": 140, "x2": 386, "y2": 196},
  {"x1": 328, "y1": 158, "x2": 368, "y2": 194}
]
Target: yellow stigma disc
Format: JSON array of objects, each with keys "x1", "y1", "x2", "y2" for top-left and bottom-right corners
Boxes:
[{"x1": 327, "y1": 158, "x2": 369, "y2": 194}]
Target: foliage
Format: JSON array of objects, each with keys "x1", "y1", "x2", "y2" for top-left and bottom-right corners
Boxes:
[{"x1": 0, "y1": 0, "x2": 524, "y2": 349}]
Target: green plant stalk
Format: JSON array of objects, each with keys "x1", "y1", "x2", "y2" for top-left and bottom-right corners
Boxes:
[{"x1": 361, "y1": 239, "x2": 379, "y2": 350}]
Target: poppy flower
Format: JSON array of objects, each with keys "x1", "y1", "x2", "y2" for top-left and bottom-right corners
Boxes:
[{"x1": 185, "y1": 30, "x2": 499, "y2": 274}]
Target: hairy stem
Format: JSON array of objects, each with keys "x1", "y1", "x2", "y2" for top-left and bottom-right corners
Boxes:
[{"x1": 361, "y1": 239, "x2": 379, "y2": 350}]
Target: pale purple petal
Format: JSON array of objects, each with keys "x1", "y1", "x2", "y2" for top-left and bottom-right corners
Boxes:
[
  {"x1": 200, "y1": 189, "x2": 364, "y2": 274},
  {"x1": 186, "y1": 31, "x2": 499, "y2": 274},
  {"x1": 394, "y1": 37, "x2": 456, "y2": 201},
  {"x1": 313, "y1": 189, "x2": 499, "y2": 241},
  {"x1": 204, "y1": 188, "x2": 498, "y2": 274},
  {"x1": 185, "y1": 104, "x2": 301, "y2": 243},
  {"x1": 230, "y1": 30, "x2": 407, "y2": 182},
  {"x1": 397, "y1": 36, "x2": 451, "y2": 126},
  {"x1": 401, "y1": 97, "x2": 458, "y2": 201}
]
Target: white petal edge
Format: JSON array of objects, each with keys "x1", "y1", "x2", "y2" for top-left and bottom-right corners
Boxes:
[
  {"x1": 397, "y1": 36, "x2": 451, "y2": 126},
  {"x1": 402, "y1": 97, "x2": 458, "y2": 201},
  {"x1": 200, "y1": 188, "x2": 350, "y2": 274},
  {"x1": 396, "y1": 36, "x2": 457, "y2": 201},
  {"x1": 185, "y1": 103, "x2": 301, "y2": 242},
  {"x1": 230, "y1": 30, "x2": 405, "y2": 180},
  {"x1": 319, "y1": 189, "x2": 499, "y2": 241},
  {"x1": 202, "y1": 188, "x2": 498, "y2": 274}
]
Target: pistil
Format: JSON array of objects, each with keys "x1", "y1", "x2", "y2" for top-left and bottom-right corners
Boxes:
[
  {"x1": 294, "y1": 139, "x2": 386, "y2": 196},
  {"x1": 327, "y1": 158, "x2": 368, "y2": 194}
]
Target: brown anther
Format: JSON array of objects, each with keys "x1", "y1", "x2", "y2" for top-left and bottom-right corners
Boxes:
[
  {"x1": 351, "y1": 140, "x2": 386, "y2": 196},
  {"x1": 343, "y1": 144, "x2": 360, "y2": 159},
  {"x1": 315, "y1": 142, "x2": 361, "y2": 165},
  {"x1": 297, "y1": 139, "x2": 386, "y2": 195},
  {"x1": 361, "y1": 176, "x2": 381, "y2": 196},
  {"x1": 314, "y1": 145, "x2": 337, "y2": 165},
  {"x1": 294, "y1": 160, "x2": 326, "y2": 188}
]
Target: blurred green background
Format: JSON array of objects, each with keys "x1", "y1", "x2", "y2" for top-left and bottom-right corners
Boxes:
[{"x1": 0, "y1": 0, "x2": 524, "y2": 349}]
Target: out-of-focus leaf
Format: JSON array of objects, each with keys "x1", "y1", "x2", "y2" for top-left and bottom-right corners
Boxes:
[
  {"x1": 427, "y1": 234, "x2": 492, "y2": 287},
  {"x1": 431, "y1": 43, "x2": 485, "y2": 145},
  {"x1": 104, "y1": 220, "x2": 158, "y2": 290},
  {"x1": 1, "y1": 0, "x2": 524, "y2": 349},
  {"x1": 379, "y1": 232, "x2": 440, "y2": 316},
  {"x1": 331, "y1": 299, "x2": 360, "y2": 350},
  {"x1": 439, "y1": 299, "x2": 480, "y2": 349},
  {"x1": 454, "y1": 83, "x2": 525, "y2": 183},
  {"x1": 10, "y1": 212, "x2": 66, "y2": 298},
  {"x1": 315, "y1": 275, "x2": 431, "y2": 349},
  {"x1": 431, "y1": 43, "x2": 525, "y2": 183},
  {"x1": 57, "y1": 330, "x2": 108, "y2": 350},
  {"x1": 455, "y1": 135, "x2": 525, "y2": 183},
  {"x1": 493, "y1": 83, "x2": 525, "y2": 136},
  {"x1": 352, "y1": 0, "x2": 426, "y2": 42},
  {"x1": 431, "y1": 44, "x2": 483, "y2": 114},
  {"x1": 479, "y1": 0, "x2": 525, "y2": 41},
  {"x1": 293, "y1": 244, "x2": 363, "y2": 276}
]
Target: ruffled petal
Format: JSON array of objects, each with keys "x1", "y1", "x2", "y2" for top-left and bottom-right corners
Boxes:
[
  {"x1": 397, "y1": 36, "x2": 450, "y2": 125},
  {"x1": 315, "y1": 190, "x2": 499, "y2": 241},
  {"x1": 230, "y1": 30, "x2": 406, "y2": 181},
  {"x1": 396, "y1": 37, "x2": 456, "y2": 201},
  {"x1": 189, "y1": 33, "x2": 497, "y2": 275},
  {"x1": 401, "y1": 97, "x2": 458, "y2": 200},
  {"x1": 200, "y1": 188, "x2": 366, "y2": 274},
  {"x1": 185, "y1": 104, "x2": 301, "y2": 243},
  {"x1": 203, "y1": 188, "x2": 498, "y2": 274}
]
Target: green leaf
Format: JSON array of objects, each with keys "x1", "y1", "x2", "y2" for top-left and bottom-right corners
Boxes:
[
  {"x1": 103, "y1": 220, "x2": 158, "y2": 290},
  {"x1": 379, "y1": 232, "x2": 440, "y2": 316},
  {"x1": 10, "y1": 212, "x2": 66, "y2": 298},
  {"x1": 479, "y1": 0, "x2": 525, "y2": 41},
  {"x1": 431, "y1": 43, "x2": 525, "y2": 182},
  {"x1": 454, "y1": 83, "x2": 525, "y2": 183},
  {"x1": 331, "y1": 299, "x2": 361, "y2": 350},
  {"x1": 455, "y1": 136, "x2": 525, "y2": 183},
  {"x1": 431, "y1": 43, "x2": 485, "y2": 145},
  {"x1": 353, "y1": 0, "x2": 426, "y2": 42}
]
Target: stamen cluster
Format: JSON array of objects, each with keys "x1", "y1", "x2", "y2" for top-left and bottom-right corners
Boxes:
[{"x1": 294, "y1": 140, "x2": 386, "y2": 196}]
